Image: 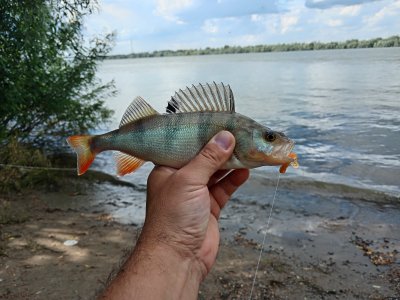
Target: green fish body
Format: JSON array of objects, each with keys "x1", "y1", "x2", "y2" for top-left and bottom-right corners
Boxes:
[{"x1": 67, "y1": 83, "x2": 297, "y2": 176}]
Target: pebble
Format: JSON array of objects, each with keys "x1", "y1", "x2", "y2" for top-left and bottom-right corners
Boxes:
[
  {"x1": 63, "y1": 240, "x2": 78, "y2": 246},
  {"x1": 372, "y1": 285, "x2": 381, "y2": 289}
]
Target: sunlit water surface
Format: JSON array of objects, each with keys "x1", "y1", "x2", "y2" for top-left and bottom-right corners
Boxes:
[{"x1": 95, "y1": 48, "x2": 400, "y2": 197}]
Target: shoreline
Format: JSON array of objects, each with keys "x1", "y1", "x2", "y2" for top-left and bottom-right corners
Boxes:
[
  {"x1": 103, "y1": 36, "x2": 400, "y2": 60},
  {"x1": 1, "y1": 171, "x2": 399, "y2": 299}
]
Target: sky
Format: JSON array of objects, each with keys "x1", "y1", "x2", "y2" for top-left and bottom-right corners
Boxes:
[{"x1": 85, "y1": 0, "x2": 400, "y2": 54}]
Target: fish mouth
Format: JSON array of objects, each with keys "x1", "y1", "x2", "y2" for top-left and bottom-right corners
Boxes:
[{"x1": 271, "y1": 139, "x2": 295, "y2": 163}]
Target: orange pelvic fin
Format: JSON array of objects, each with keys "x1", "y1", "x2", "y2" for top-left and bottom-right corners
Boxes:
[
  {"x1": 115, "y1": 151, "x2": 145, "y2": 176},
  {"x1": 66, "y1": 135, "x2": 96, "y2": 175},
  {"x1": 279, "y1": 152, "x2": 299, "y2": 174}
]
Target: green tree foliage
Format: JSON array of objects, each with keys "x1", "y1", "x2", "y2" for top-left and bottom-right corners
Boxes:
[
  {"x1": 0, "y1": 0, "x2": 115, "y2": 146},
  {"x1": 108, "y1": 35, "x2": 400, "y2": 60}
]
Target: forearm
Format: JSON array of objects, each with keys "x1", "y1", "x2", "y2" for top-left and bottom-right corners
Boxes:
[{"x1": 100, "y1": 229, "x2": 204, "y2": 300}]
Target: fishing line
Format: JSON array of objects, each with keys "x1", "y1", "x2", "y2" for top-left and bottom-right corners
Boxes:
[
  {"x1": 249, "y1": 172, "x2": 281, "y2": 300},
  {"x1": 0, "y1": 163, "x2": 76, "y2": 171}
]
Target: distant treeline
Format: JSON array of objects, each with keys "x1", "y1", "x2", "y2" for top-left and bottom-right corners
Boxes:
[{"x1": 106, "y1": 35, "x2": 399, "y2": 59}]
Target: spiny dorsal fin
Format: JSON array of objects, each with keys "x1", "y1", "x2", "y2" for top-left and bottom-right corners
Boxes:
[
  {"x1": 166, "y1": 82, "x2": 235, "y2": 114},
  {"x1": 115, "y1": 151, "x2": 145, "y2": 176},
  {"x1": 120, "y1": 96, "x2": 159, "y2": 128}
]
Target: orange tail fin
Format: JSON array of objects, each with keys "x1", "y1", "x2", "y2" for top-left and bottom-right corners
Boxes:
[{"x1": 66, "y1": 135, "x2": 96, "y2": 175}]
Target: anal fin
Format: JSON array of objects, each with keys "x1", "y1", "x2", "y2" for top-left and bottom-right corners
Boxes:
[{"x1": 115, "y1": 151, "x2": 145, "y2": 176}]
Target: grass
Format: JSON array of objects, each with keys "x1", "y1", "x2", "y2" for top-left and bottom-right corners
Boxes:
[
  {"x1": 0, "y1": 200, "x2": 29, "y2": 225},
  {"x1": 0, "y1": 139, "x2": 59, "y2": 192}
]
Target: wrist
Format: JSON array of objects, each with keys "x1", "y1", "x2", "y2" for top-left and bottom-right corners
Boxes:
[
  {"x1": 102, "y1": 226, "x2": 205, "y2": 299},
  {"x1": 138, "y1": 222, "x2": 207, "y2": 280},
  {"x1": 131, "y1": 232, "x2": 205, "y2": 299},
  {"x1": 140, "y1": 217, "x2": 208, "y2": 271}
]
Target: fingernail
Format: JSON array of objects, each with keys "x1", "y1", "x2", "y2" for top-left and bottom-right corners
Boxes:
[{"x1": 213, "y1": 131, "x2": 232, "y2": 150}]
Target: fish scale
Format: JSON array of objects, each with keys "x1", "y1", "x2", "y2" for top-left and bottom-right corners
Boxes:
[
  {"x1": 107, "y1": 113, "x2": 233, "y2": 167},
  {"x1": 67, "y1": 83, "x2": 298, "y2": 176}
]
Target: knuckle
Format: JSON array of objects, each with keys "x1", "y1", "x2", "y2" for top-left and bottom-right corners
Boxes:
[
  {"x1": 175, "y1": 169, "x2": 192, "y2": 184},
  {"x1": 200, "y1": 145, "x2": 222, "y2": 166},
  {"x1": 174, "y1": 170, "x2": 186, "y2": 182}
]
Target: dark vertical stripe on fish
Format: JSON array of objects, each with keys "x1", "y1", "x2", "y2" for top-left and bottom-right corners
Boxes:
[
  {"x1": 163, "y1": 115, "x2": 174, "y2": 154},
  {"x1": 200, "y1": 113, "x2": 213, "y2": 147},
  {"x1": 134, "y1": 119, "x2": 145, "y2": 150},
  {"x1": 195, "y1": 113, "x2": 204, "y2": 148},
  {"x1": 228, "y1": 113, "x2": 237, "y2": 132}
]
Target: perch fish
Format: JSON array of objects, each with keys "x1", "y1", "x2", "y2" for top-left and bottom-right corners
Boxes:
[{"x1": 67, "y1": 83, "x2": 298, "y2": 176}]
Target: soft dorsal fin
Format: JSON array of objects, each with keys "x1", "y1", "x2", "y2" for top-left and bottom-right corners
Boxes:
[
  {"x1": 120, "y1": 96, "x2": 159, "y2": 128},
  {"x1": 115, "y1": 151, "x2": 145, "y2": 176},
  {"x1": 166, "y1": 82, "x2": 235, "y2": 114}
]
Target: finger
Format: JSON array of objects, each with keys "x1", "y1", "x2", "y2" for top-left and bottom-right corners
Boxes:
[
  {"x1": 179, "y1": 131, "x2": 235, "y2": 186},
  {"x1": 210, "y1": 169, "x2": 250, "y2": 211},
  {"x1": 151, "y1": 165, "x2": 177, "y2": 175},
  {"x1": 148, "y1": 165, "x2": 177, "y2": 185},
  {"x1": 210, "y1": 198, "x2": 221, "y2": 220},
  {"x1": 207, "y1": 169, "x2": 232, "y2": 187}
]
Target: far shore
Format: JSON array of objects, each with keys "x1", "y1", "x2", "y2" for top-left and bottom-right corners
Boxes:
[{"x1": 103, "y1": 36, "x2": 399, "y2": 60}]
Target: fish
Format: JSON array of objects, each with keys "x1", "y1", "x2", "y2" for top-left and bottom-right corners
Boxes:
[{"x1": 67, "y1": 82, "x2": 298, "y2": 176}]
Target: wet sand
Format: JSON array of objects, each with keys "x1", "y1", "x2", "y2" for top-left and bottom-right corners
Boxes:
[{"x1": 0, "y1": 171, "x2": 399, "y2": 299}]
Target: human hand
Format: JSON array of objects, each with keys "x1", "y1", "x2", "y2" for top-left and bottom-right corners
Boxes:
[
  {"x1": 100, "y1": 131, "x2": 250, "y2": 299},
  {"x1": 143, "y1": 131, "x2": 250, "y2": 278}
]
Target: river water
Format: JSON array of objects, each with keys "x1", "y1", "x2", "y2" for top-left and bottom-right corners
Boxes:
[{"x1": 96, "y1": 48, "x2": 400, "y2": 197}]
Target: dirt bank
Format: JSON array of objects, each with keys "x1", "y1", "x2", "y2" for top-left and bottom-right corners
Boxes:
[{"x1": 1, "y1": 173, "x2": 399, "y2": 299}]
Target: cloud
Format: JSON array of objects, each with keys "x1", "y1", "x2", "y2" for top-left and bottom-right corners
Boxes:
[
  {"x1": 155, "y1": 0, "x2": 193, "y2": 23},
  {"x1": 102, "y1": 3, "x2": 132, "y2": 19},
  {"x1": 363, "y1": 1, "x2": 400, "y2": 25},
  {"x1": 251, "y1": 3, "x2": 301, "y2": 35},
  {"x1": 281, "y1": 15, "x2": 299, "y2": 33},
  {"x1": 305, "y1": 0, "x2": 382, "y2": 9},
  {"x1": 171, "y1": 0, "x2": 281, "y2": 22},
  {"x1": 339, "y1": 5, "x2": 362, "y2": 16},
  {"x1": 250, "y1": 13, "x2": 279, "y2": 34},
  {"x1": 326, "y1": 19, "x2": 343, "y2": 26},
  {"x1": 85, "y1": 0, "x2": 400, "y2": 54},
  {"x1": 202, "y1": 19, "x2": 219, "y2": 33}
]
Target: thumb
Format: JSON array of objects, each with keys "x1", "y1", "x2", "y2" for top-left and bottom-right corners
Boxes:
[{"x1": 180, "y1": 131, "x2": 235, "y2": 186}]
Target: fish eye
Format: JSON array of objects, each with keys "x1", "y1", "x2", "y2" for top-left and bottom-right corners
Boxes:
[{"x1": 264, "y1": 131, "x2": 276, "y2": 142}]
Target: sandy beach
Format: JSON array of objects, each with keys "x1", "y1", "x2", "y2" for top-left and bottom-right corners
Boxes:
[{"x1": 0, "y1": 170, "x2": 399, "y2": 299}]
